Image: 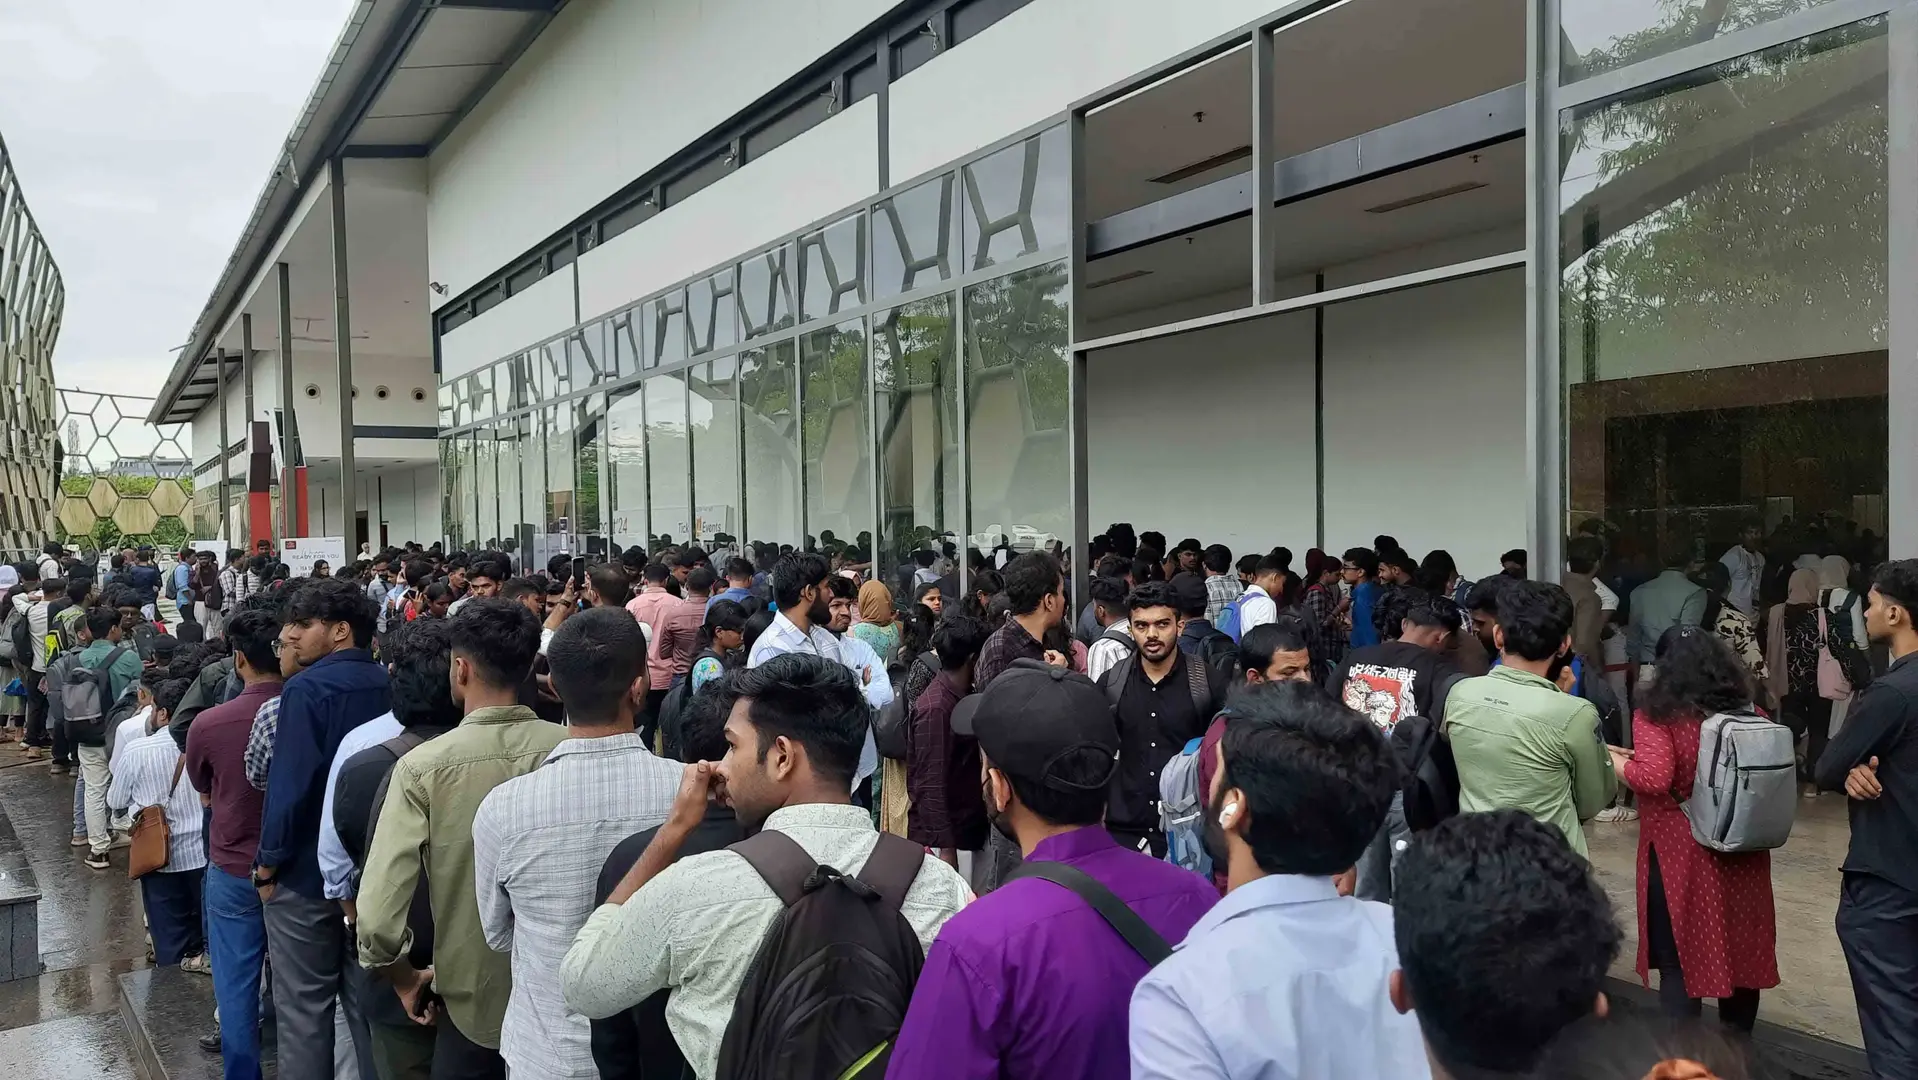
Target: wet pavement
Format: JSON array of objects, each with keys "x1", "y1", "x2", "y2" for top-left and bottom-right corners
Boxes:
[{"x1": 0, "y1": 748, "x2": 148, "y2": 1071}]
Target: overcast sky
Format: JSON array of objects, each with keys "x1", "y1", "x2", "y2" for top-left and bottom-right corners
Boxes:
[{"x1": 0, "y1": 1, "x2": 354, "y2": 400}]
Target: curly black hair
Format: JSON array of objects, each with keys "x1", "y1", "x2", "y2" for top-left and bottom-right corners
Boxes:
[{"x1": 1640, "y1": 624, "x2": 1753, "y2": 722}]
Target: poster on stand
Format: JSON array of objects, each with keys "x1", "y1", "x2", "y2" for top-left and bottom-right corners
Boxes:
[{"x1": 283, "y1": 536, "x2": 348, "y2": 578}]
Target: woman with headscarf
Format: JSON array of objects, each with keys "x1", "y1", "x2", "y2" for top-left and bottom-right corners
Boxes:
[
  {"x1": 1766, "y1": 568, "x2": 1832, "y2": 796},
  {"x1": 849, "y1": 580, "x2": 900, "y2": 661},
  {"x1": 0, "y1": 564, "x2": 23, "y2": 742},
  {"x1": 1696, "y1": 561, "x2": 1767, "y2": 694},
  {"x1": 1816, "y1": 554, "x2": 1869, "y2": 733}
]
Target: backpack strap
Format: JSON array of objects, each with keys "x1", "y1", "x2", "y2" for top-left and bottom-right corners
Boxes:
[
  {"x1": 1185, "y1": 655, "x2": 1211, "y2": 716},
  {"x1": 1007, "y1": 860, "x2": 1172, "y2": 964},
  {"x1": 1104, "y1": 656, "x2": 1133, "y2": 708},
  {"x1": 730, "y1": 829, "x2": 821, "y2": 908},
  {"x1": 854, "y1": 831, "x2": 924, "y2": 913}
]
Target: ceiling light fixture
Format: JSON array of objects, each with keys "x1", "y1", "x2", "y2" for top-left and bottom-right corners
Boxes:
[
  {"x1": 1364, "y1": 181, "x2": 1488, "y2": 214},
  {"x1": 1087, "y1": 269, "x2": 1154, "y2": 290}
]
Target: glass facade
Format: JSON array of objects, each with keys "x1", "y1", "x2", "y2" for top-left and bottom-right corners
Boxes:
[
  {"x1": 1560, "y1": 17, "x2": 1888, "y2": 582},
  {"x1": 439, "y1": 124, "x2": 1069, "y2": 580}
]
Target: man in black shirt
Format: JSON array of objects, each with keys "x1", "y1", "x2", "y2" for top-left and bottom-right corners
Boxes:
[
  {"x1": 1816, "y1": 559, "x2": 1918, "y2": 1078},
  {"x1": 1098, "y1": 581, "x2": 1225, "y2": 857},
  {"x1": 1332, "y1": 587, "x2": 1463, "y2": 903},
  {"x1": 590, "y1": 678, "x2": 742, "y2": 1080},
  {"x1": 333, "y1": 619, "x2": 459, "y2": 1080}
]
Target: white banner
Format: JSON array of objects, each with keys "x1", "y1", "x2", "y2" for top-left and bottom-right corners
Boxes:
[{"x1": 282, "y1": 536, "x2": 348, "y2": 578}]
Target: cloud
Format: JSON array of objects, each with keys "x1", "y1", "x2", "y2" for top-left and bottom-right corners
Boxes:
[{"x1": 0, "y1": 0, "x2": 357, "y2": 403}]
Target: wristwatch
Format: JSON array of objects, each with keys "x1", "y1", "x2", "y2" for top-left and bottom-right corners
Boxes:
[{"x1": 250, "y1": 868, "x2": 275, "y2": 889}]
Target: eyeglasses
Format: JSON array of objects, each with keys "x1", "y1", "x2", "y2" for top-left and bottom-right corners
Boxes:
[{"x1": 270, "y1": 640, "x2": 284, "y2": 656}]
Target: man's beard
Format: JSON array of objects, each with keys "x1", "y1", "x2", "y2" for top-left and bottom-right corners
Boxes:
[
  {"x1": 982, "y1": 776, "x2": 1017, "y2": 845},
  {"x1": 1201, "y1": 783, "x2": 1231, "y2": 872},
  {"x1": 810, "y1": 596, "x2": 833, "y2": 628}
]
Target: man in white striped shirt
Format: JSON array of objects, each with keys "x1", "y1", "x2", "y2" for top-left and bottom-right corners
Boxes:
[
  {"x1": 473, "y1": 607, "x2": 681, "y2": 1080},
  {"x1": 106, "y1": 677, "x2": 208, "y2": 969}
]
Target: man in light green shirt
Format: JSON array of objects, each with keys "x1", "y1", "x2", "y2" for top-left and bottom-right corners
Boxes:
[
  {"x1": 356, "y1": 599, "x2": 566, "y2": 1063},
  {"x1": 1444, "y1": 580, "x2": 1615, "y2": 857}
]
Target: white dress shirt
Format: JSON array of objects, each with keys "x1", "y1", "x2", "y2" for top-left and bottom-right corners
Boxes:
[
  {"x1": 560, "y1": 803, "x2": 971, "y2": 1080},
  {"x1": 1129, "y1": 874, "x2": 1429, "y2": 1080},
  {"x1": 110, "y1": 706, "x2": 154, "y2": 776},
  {"x1": 105, "y1": 728, "x2": 206, "y2": 874},
  {"x1": 473, "y1": 732, "x2": 681, "y2": 1080},
  {"x1": 318, "y1": 710, "x2": 404, "y2": 899}
]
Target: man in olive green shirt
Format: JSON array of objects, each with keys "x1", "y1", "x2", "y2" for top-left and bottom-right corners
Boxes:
[
  {"x1": 357, "y1": 600, "x2": 566, "y2": 1073},
  {"x1": 1444, "y1": 580, "x2": 1615, "y2": 857}
]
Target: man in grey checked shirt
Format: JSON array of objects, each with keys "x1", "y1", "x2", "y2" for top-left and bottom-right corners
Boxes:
[{"x1": 473, "y1": 607, "x2": 681, "y2": 1080}]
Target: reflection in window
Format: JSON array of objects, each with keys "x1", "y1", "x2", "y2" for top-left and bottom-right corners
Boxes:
[
  {"x1": 537, "y1": 341, "x2": 569, "y2": 400},
  {"x1": 477, "y1": 429, "x2": 502, "y2": 548},
  {"x1": 801, "y1": 319, "x2": 872, "y2": 555},
  {"x1": 546, "y1": 405, "x2": 576, "y2": 549},
  {"x1": 739, "y1": 340, "x2": 802, "y2": 548},
  {"x1": 607, "y1": 388, "x2": 649, "y2": 552},
  {"x1": 1561, "y1": 21, "x2": 1886, "y2": 573},
  {"x1": 799, "y1": 213, "x2": 868, "y2": 324},
  {"x1": 874, "y1": 295, "x2": 960, "y2": 595},
  {"x1": 518, "y1": 410, "x2": 546, "y2": 541},
  {"x1": 437, "y1": 384, "x2": 454, "y2": 430},
  {"x1": 442, "y1": 432, "x2": 470, "y2": 551},
  {"x1": 689, "y1": 269, "x2": 739, "y2": 355},
  {"x1": 690, "y1": 358, "x2": 742, "y2": 554},
  {"x1": 965, "y1": 260, "x2": 1070, "y2": 557},
  {"x1": 738, "y1": 245, "x2": 796, "y2": 339},
  {"x1": 647, "y1": 371, "x2": 692, "y2": 550},
  {"x1": 649, "y1": 289, "x2": 691, "y2": 370},
  {"x1": 505, "y1": 353, "x2": 539, "y2": 411},
  {"x1": 1561, "y1": 0, "x2": 1838, "y2": 82},
  {"x1": 962, "y1": 125, "x2": 1068, "y2": 272},
  {"x1": 874, "y1": 174, "x2": 958, "y2": 298},
  {"x1": 612, "y1": 311, "x2": 642, "y2": 376},
  {"x1": 573, "y1": 393, "x2": 604, "y2": 537},
  {"x1": 570, "y1": 322, "x2": 609, "y2": 388}
]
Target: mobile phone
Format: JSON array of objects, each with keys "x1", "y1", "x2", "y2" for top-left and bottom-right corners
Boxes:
[
  {"x1": 571, "y1": 557, "x2": 587, "y2": 587},
  {"x1": 410, "y1": 983, "x2": 442, "y2": 1021}
]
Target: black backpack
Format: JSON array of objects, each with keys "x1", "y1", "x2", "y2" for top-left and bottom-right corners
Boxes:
[
  {"x1": 715, "y1": 830, "x2": 927, "y2": 1080},
  {"x1": 874, "y1": 650, "x2": 936, "y2": 761}
]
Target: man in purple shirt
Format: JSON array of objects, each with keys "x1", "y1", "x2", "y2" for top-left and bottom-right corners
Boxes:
[{"x1": 887, "y1": 658, "x2": 1218, "y2": 1079}]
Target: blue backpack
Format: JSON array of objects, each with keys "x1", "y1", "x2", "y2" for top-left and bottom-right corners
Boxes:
[
  {"x1": 1159, "y1": 736, "x2": 1212, "y2": 876},
  {"x1": 1217, "y1": 591, "x2": 1254, "y2": 643}
]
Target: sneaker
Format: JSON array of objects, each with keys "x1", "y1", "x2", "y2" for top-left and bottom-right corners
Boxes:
[
  {"x1": 1803, "y1": 784, "x2": 1821, "y2": 799},
  {"x1": 69, "y1": 834, "x2": 87, "y2": 848},
  {"x1": 180, "y1": 953, "x2": 212, "y2": 976},
  {"x1": 197, "y1": 1029, "x2": 222, "y2": 1055},
  {"x1": 109, "y1": 833, "x2": 132, "y2": 851},
  {"x1": 84, "y1": 852, "x2": 109, "y2": 871},
  {"x1": 1595, "y1": 805, "x2": 1638, "y2": 823}
]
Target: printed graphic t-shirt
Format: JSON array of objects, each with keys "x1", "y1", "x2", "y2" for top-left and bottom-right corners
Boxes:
[{"x1": 1333, "y1": 641, "x2": 1460, "y2": 734}]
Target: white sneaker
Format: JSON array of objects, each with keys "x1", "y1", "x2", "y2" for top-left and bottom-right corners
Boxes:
[{"x1": 1595, "y1": 805, "x2": 1638, "y2": 823}]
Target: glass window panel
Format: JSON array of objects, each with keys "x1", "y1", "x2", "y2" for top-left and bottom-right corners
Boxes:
[
  {"x1": 545, "y1": 405, "x2": 577, "y2": 554},
  {"x1": 801, "y1": 318, "x2": 873, "y2": 557},
  {"x1": 612, "y1": 310, "x2": 642, "y2": 377},
  {"x1": 738, "y1": 244, "x2": 797, "y2": 339},
  {"x1": 441, "y1": 433, "x2": 469, "y2": 551},
  {"x1": 472, "y1": 366, "x2": 497, "y2": 423},
  {"x1": 517, "y1": 410, "x2": 547, "y2": 544},
  {"x1": 690, "y1": 357, "x2": 742, "y2": 555},
  {"x1": 739, "y1": 340, "x2": 802, "y2": 549},
  {"x1": 570, "y1": 321, "x2": 609, "y2": 388},
  {"x1": 961, "y1": 125, "x2": 1068, "y2": 273},
  {"x1": 874, "y1": 294, "x2": 960, "y2": 597},
  {"x1": 1561, "y1": 21, "x2": 1886, "y2": 577},
  {"x1": 1561, "y1": 0, "x2": 1840, "y2": 82},
  {"x1": 799, "y1": 213, "x2": 868, "y2": 324},
  {"x1": 965, "y1": 260, "x2": 1070, "y2": 559},
  {"x1": 574, "y1": 392, "x2": 605, "y2": 537},
  {"x1": 437, "y1": 384, "x2": 454, "y2": 430},
  {"x1": 648, "y1": 288, "x2": 691, "y2": 370},
  {"x1": 607, "y1": 387, "x2": 649, "y2": 551},
  {"x1": 646, "y1": 371, "x2": 692, "y2": 550},
  {"x1": 689, "y1": 269, "x2": 740, "y2": 355},
  {"x1": 475, "y1": 427, "x2": 501, "y2": 548},
  {"x1": 873, "y1": 173, "x2": 959, "y2": 299},
  {"x1": 537, "y1": 340, "x2": 569, "y2": 400}
]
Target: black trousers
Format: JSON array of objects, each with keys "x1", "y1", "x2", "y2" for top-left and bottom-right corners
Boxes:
[
  {"x1": 1837, "y1": 872, "x2": 1918, "y2": 1078},
  {"x1": 141, "y1": 867, "x2": 206, "y2": 966},
  {"x1": 431, "y1": 1014, "x2": 504, "y2": 1080},
  {"x1": 1781, "y1": 691, "x2": 1833, "y2": 783},
  {"x1": 1647, "y1": 846, "x2": 1761, "y2": 1031},
  {"x1": 24, "y1": 676, "x2": 48, "y2": 747}
]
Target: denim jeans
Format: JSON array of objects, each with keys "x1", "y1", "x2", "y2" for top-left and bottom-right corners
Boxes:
[
  {"x1": 72, "y1": 779, "x2": 85, "y2": 837},
  {"x1": 141, "y1": 867, "x2": 206, "y2": 965},
  {"x1": 206, "y1": 864, "x2": 268, "y2": 1080}
]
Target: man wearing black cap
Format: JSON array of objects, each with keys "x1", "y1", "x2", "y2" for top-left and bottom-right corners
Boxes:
[
  {"x1": 889, "y1": 658, "x2": 1219, "y2": 1079},
  {"x1": 1099, "y1": 581, "x2": 1227, "y2": 857}
]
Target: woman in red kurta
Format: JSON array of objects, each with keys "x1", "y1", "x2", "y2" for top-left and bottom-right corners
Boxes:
[{"x1": 1612, "y1": 625, "x2": 1779, "y2": 1032}]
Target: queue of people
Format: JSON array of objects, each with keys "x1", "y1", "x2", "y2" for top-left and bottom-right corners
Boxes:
[{"x1": 0, "y1": 521, "x2": 1914, "y2": 1080}]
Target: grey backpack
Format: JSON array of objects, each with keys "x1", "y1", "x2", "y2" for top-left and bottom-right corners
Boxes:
[{"x1": 1681, "y1": 711, "x2": 1796, "y2": 853}]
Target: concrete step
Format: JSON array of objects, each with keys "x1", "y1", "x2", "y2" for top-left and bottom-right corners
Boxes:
[{"x1": 117, "y1": 967, "x2": 277, "y2": 1080}]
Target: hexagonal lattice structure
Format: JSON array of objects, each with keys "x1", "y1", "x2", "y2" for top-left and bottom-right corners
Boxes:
[
  {"x1": 0, "y1": 133, "x2": 63, "y2": 560},
  {"x1": 51, "y1": 384, "x2": 195, "y2": 556}
]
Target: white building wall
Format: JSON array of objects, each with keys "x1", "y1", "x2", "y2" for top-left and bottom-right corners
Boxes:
[
  {"x1": 1086, "y1": 312, "x2": 1319, "y2": 561},
  {"x1": 887, "y1": 0, "x2": 1278, "y2": 182},
  {"x1": 426, "y1": 0, "x2": 898, "y2": 299},
  {"x1": 576, "y1": 96, "x2": 881, "y2": 323},
  {"x1": 439, "y1": 269, "x2": 576, "y2": 380},
  {"x1": 1321, "y1": 269, "x2": 1525, "y2": 577}
]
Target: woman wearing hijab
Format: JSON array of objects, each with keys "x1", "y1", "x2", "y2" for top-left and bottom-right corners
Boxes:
[
  {"x1": 0, "y1": 565, "x2": 24, "y2": 742},
  {"x1": 849, "y1": 580, "x2": 900, "y2": 660},
  {"x1": 1816, "y1": 554, "x2": 1869, "y2": 732},
  {"x1": 1766, "y1": 568, "x2": 1832, "y2": 796}
]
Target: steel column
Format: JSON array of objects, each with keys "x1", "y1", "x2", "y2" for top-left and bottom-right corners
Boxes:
[
  {"x1": 1891, "y1": 0, "x2": 1917, "y2": 555},
  {"x1": 217, "y1": 348, "x2": 231, "y2": 543},
  {"x1": 1066, "y1": 109, "x2": 1088, "y2": 611},
  {"x1": 277, "y1": 261, "x2": 296, "y2": 540},
  {"x1": 240, "y1": 314, "x2": 254, "y2": 543},
  {"x1": 1524, "y1": 0, "x2": 1563, "y2": 579},
  {"x1": 329, "y1": 157, "x2": 356, "y2": 541},
  {"x1": 1251, "y1": 27, "x2": 1277, "y2": 304}
]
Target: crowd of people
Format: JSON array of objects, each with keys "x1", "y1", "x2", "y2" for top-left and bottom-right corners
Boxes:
[{"x1": 0, "y1": 519, "x2": 1911, "y2": 1080}]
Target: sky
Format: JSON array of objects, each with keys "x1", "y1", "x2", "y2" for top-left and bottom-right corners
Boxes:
[{"x1": 0, "y1": 0, "x2": 356, "y2": 400}]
